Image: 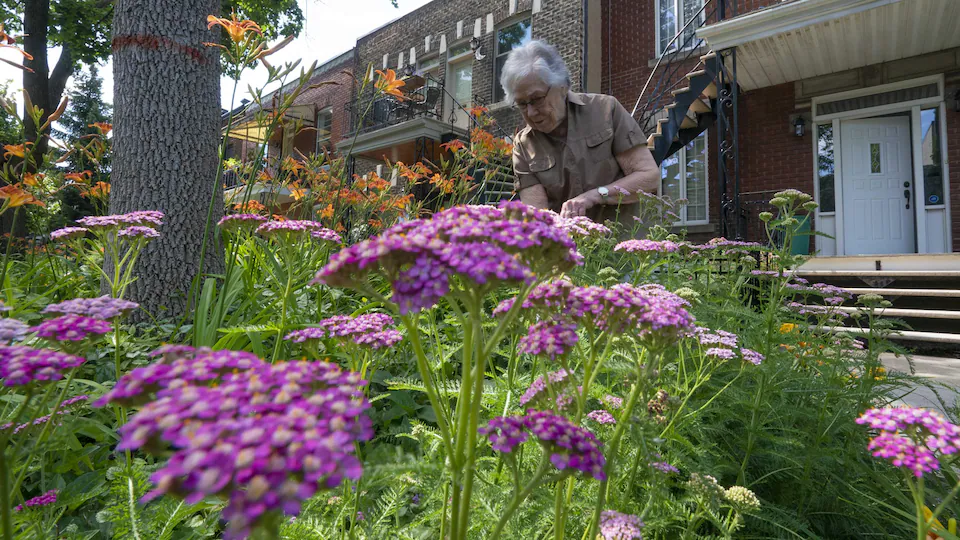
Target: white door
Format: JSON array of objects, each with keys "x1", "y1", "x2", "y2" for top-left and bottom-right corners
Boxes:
[
  {"x1": 446, "y1": 57, "x2": 472, "y2": 130},
  {"x1": 840, "y1": 117, "x2": 915, "y2": 255}
]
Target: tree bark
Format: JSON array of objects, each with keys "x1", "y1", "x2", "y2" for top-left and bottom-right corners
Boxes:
[
  {"x1": 110, "y1": 0, "x2": 223, "y2": 317},
  {"x1": 23, "y1": 0, "x2": 52, "y2": 161}
]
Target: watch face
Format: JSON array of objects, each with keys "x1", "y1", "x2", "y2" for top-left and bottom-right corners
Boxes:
[{"x1": 598, "y1": 187, "x2": 609, "y2": 196}]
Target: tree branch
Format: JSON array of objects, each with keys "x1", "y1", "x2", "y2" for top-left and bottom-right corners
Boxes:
[{"x1": 48, "y1": 45, "x2": 74, "y2": 106}]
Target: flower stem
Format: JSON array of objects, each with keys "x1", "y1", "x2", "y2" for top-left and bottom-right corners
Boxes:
[
  {"x1": 0, "y1": 449, "x2": 13, "y2": 540},
  {"x1": 490, "y1": 458, "x2": 552, "y2": 540}
]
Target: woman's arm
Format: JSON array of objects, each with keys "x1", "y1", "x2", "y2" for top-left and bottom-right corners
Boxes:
[
  {"x1": 519, "y1": 184, "x2": 550, "y2": 209},
  {"x1": 559, "y1": 145, "x2": 659, "y2": 218}
]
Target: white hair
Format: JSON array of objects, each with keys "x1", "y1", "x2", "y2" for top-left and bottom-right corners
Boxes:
[{"x1": 499, "y1": 40, "x2": 571, "y2": 104}]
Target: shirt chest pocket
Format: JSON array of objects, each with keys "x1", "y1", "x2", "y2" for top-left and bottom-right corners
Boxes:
[
  {"x1": 529, "y1": 155, "x2": 564, "y2": 201},
  {"x1": 585, "y1": 127, "x2": 615, "y2": 163}
]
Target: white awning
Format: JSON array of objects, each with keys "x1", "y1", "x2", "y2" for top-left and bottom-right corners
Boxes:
[{"x1": 697, "y1": 0, "x2": 960, "y2": 90}]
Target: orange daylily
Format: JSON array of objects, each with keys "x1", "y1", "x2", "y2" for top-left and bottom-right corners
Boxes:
[
  {"x1": 64, "y1": 171, "x2": 93, "y2": 184},
  {"x1": 440, "y1": 139, "x2": 466, "y2": 153},
  {"x1": 466, "y1": 105, "x2": 489, "y2": 117},
  {"x1": 0, "y1": 23, "x2": 33, "y2": 61},
  {"x1": 0, "y1": 185, "x2": 43, "y2": 208},
  {"x1": 22, "y1": 172, "x2": 43, "y2": 187},
  {"x1": 319, "y1": 203, "x2": 334, "y2": 219},
  {"x1": 234, "y1": 200, "x2": 266, "y2": 213},
  {"x1": 3, "y1": 143, "x2": 31, "y2": 160},
  {"x1": 429, "y1": 173, "x2": 455, "y2": 195},
  {"x1": 290, "y1": 187, "x2": 307, "y2": 201},
  {"x1": 206, "y1": 14, "x2": 262, "y2": 44},
  {"x1": 375, "y1": 69, "x2": 406, "y2": 100},
  {"x1": 272, "y1": 214, "x2": 287, "y2": 221},
  {"x1": 89, "y1": 122, "x2": 113, "y2": 135},
  {"x1": 88, "y1": 181, "x2": 110, "y2": 198}
]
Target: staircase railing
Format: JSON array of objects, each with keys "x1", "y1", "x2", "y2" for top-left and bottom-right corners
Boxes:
[{"x1": 632, "y1": 0, "x2": 722, "y2": 134}]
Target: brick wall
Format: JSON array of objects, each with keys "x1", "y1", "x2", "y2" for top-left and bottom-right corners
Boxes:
[
  {"x1": 947, "y1": 83, "x2": 960, "y2": 252},
  {"x1": 295, "y1": 64, "x2": 356, "y2": 153},
  {"x1": 354, "y1": 0, "x2": 585, "y2": 142}
]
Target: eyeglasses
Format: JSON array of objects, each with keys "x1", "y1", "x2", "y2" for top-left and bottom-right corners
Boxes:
[{"x1": 513, "y1": 87, "x2": 552, "y2": 111}]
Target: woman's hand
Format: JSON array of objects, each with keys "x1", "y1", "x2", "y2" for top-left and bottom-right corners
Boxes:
[{"x1": 560, "y1": 190, "x2": 602, "y2": 218}]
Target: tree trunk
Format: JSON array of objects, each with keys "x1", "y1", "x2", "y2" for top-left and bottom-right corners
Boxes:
[
  {"x1": 110, "y1": 0, "x2": 223, "y2": 318},
  {"x1": 23, "y1": 0, "x2": 52, "y2": 161}
]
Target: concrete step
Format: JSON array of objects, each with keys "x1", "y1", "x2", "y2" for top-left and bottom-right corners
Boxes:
[
  {"x1": 844, "y1": 287, "x2": 960, "y2": 298},
  {"x1": 822, "y1": 305, "x2": 960, "y2": 320},
  {"x1": 819, "y1": 326, "x2": 960, "y2": 345}
]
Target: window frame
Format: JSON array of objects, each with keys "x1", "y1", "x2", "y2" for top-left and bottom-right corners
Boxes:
[
  {"x1": 493, "y1": 15, "x2": 533, "y2": 105},
  {"x1": 659, "y1": 132, "x2": 709, "y2": 226},
  {"x1": 655, "y1": 0, "x2": 705, "y2": 57},
  {"x1": 315, "y1": 107, "x2": 333, "y2": 154}
]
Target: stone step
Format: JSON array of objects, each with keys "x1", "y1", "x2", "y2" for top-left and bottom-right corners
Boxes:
[
  {"x1": 822, "y1": 305, "x2": 960, "y2": 320},
  {"x1": 844, "y1": 287, "x2": 960, "y2": 298},
  {"x1": 819, "y1": 326, "x2": 960, "y2": 345}
]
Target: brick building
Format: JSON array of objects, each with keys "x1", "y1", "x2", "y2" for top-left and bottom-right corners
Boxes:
[
  {"x1": 602, "y1": 0, "x2": 960, "y2": 257},
  {"x1": 341, "y1": 0, "x2": 605, "y2": 186}
]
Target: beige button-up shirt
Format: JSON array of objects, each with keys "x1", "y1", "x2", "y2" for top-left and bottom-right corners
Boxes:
[{"x1": 512, "y1": 91, "x2": 648, "y2": 227}]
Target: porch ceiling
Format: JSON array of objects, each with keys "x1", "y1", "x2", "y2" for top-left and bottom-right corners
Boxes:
[{"x1": 697, "y1": 0, "x2": 960, "y2": 91}]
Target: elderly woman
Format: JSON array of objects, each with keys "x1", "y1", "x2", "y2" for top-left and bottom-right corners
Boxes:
[{"x1": 501, "y1": 41, "x2": 659, "y2": 227}]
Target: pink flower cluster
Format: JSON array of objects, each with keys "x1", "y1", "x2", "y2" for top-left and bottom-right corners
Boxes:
[
  {"x1": 256, "y1": 220, "x2": 340, "y2": 242},
  {"x1": 615, "y1": 239, "x2": 679, "y2": 254},
  {"x1": 497, "y1": 280, "x2": 694, "y2": 349},
  {"x1": 481, "y1": 410, "x2": 606, "y2": 480},
  {"x1": 117, "y1": 226, "x2": 160, "y2": 239},
  {"x1": 519, "y1": 369, "x2": 570, "y2": 406},
  {"x1": 218, "y1": 213, "x2": 267, "y2": 232},
  {"x1": 285, "y1": 313, "x2": 402, "y2": 350},
  {"x1": 856, "y1": 406, "x2": 960, "y2": 477},
  {"x1": 518, "y1": 319, "x2": 579, "y2": 359},
  {"x1": 1, "y1": 395, "x2": 88, "y2": 434},
  {"x1": 0, "y1": 346, "x2": 86, "y2": 386},
  {"x1": 30, "y1": 314, "x2": 112, "y2": 342},
  {"x1": 599, "y1": 510, "x2": 644, "y2": 540},
  {"x1": 14, "y1": 489, "x2": 57, "y2": 512},
  {"x1": 553, "y1": 215, "x2": 611, "y2": 238},
  {"x1": 692, "y1": 326, "x2": 764, "y2": 365},
  {"x1": 0, "y1": 318, "x2": 29, "y2": 343},
  {"x1": 96, "y1": 346, "x2": 372, "y2": 539},
  {"x1": 50, "y1": 227, "x2": 88, "y2": 241},
  {"x1": 43, "y1": 295, "x2": 139, "y2": 320},
  {"x1": 76, "y1": 210, "x2": 164, "y2": 230},
  {"x1": 587, "y1": 409, "x2": 616, "y2": 425},
  {"x1": 313, "y1": 202, "x2": 581, "y2": 314}
]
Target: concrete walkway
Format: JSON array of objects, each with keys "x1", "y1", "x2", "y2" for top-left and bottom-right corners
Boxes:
[{"x1": 882, "y1": 353, "x2": 960, "y2": 412}]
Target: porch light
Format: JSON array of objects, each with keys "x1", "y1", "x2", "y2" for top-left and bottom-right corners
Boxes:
[
  {"x1": 470, "y1": 37, "x2": 480, "y2": 52},
  {"x1": 402, "y1": 64, "x2": 415, "y2": 78},
  {"x1": 794, "y1": 115, "x2": 806, "y2": 137}
]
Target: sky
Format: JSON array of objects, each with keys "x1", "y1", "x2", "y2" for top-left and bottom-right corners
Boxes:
[{"x1": 0, "y1": 0, "x2": 433, "y2": 112}]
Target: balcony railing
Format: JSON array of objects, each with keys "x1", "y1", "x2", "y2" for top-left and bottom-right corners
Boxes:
[{"x1": 346, "y1": 83, "x2": 445, "y2": 136}]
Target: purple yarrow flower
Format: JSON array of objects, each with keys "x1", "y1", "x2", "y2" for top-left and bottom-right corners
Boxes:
[
  {"x1": 615, "y1": 239, "x2": 679, "y2": 254},
  {"x1": 4, "y1": 395, "x2": 88, "y2": 434},
  {"x1": 0, "y1": 346, "x2": 86, "y2": 386},
  {"x1": 650, "y1": 461, "x2": 679, "y2": 474},
  {"x1": 313, "y1": 202, "x2": 581, "y2": 314},
  {"x1": 77, "y1": 211, "x2": 164, "y2": 230},
  {"x1": 218, "y1": 214, "x2": 267, "y2": 232},
  {"x1": 705, "y1": 348, "x2": 735, "y2": 360},
  {"x1": 97, "y1": 355, "x2": 372, "y2": 540},
  {"x1": 741, "y1": 348, "x2": 764, "y2": 365},
  {"x1": 30, "y1": 314, "x2": 111, "y2": 342},
  {"x1": 599, "y1": 510, "x2": 644, "y2": 540},
  {"x1": 285, "y1": 313, "x2": 402, "y2": 350},
  {"x1": 482, "y1": 410, "x2": 606, "y2": 480},
  {"x1": 518, "y1": 319, "x2": 579, "y2": 359},
  {"x1": 554, "y1": 214, "x2": 611, "y2": 238},
  {"x1": 14, "y1": 489, "x2": 57, "y2": 512},
  {"x1": 311, "y1": 228, "x2": 342, "y2": 244},
  {"x1": 43, "y1": 295, "x2": 139, "y2": 320},
  {"x1": 603, "y1": 395, "x2": 623, "y2": 409},
  {"x1": 0, "y1": 318, "x2": 29, "y2": 343},
  {"x1": 117, "y1": 226, "x2": 160, "y2": 239},
  {"x1": 519, "y1": 369, "x2": 570, "y2": 407},
  {"x1": 257, "y1": 220, "x2": 330, "y2": 238},
  {"x1": 857, "y1": 406, "x2": 960, "y2": 477},
  {"x1": 587, "y1": 409, "x2": 616, "y2": 425},
  {"x1": 50, "y1": 227, "x2": 88, "y2": 241}
]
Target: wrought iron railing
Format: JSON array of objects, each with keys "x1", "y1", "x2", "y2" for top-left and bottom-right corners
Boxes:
[{"x1": 346, "y1": 84, "x2": 446, "y2": 136}]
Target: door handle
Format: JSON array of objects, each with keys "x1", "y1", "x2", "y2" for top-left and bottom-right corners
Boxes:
[{"x1": 904, "y1": 189, "x2": 911, "y2": 210}]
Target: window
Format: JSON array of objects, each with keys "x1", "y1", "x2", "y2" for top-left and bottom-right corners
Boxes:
[
  {"x1": 869, "y1": 143, "x2": 882, "y2": 174},
  {"x1": 419, "y1": 57, "x2": 441, "y2": 87},
  {"x1": 657, "y1": 0, "x2": 704, "y2": 55},
  {"x1": 494, "y1": 18, "x2": 532, "y2": 103},
  {"x1": 660, "y1": 133, "x2": 707, "y2": 225},
  {"x1": 920, "y1": 108, "x2": 944, "y2": 206},
  {"x1": 817, "y1": 123, "x2": 835, "y2": 213},
  {"x1": 315, "y1": 109, "x2": 332, "y2": 154}
]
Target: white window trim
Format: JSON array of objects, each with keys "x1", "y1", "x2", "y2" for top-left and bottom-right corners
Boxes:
[
  {"x1": 655, "y1": 0, "x2": 705, "y2": 58},
  {"x1": 315, "y1": 107, "x2": 333, "y2": 154},
  {"x1": 660, "y1": 134, "x2": 709, "y2": 226},
  {"x1": 492, "y1": 15, "x2": 533, "y2": 105}
]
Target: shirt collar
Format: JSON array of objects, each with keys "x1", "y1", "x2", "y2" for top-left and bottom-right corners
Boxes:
[{"x1": 567, "y1": 91, "x2": 585, "y2": 106}]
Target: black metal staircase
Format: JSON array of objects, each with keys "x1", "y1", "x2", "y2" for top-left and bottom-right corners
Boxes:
[{"x1": 631, "y1": 0, "x2": 743, "y2": 238}]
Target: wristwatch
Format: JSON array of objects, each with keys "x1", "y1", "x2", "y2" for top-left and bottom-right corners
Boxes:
[{"x1": 597, "y1": 186, "x2": 610, "y2": 203}]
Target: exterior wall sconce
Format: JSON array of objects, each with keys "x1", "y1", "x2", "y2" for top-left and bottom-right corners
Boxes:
[
  {"x1": 794, "y1": 115, "x2": 806, "y2": 137},
  {"x1": 402, "y1": 64, "x2": 416, "y2": 77},
  {"x1": 469, "y1": 37, "x2": 480, "y2": 51}
]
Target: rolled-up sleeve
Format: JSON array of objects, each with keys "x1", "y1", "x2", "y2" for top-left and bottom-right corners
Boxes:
[
  {"x1": 512, "y1": 140, "x2": 539, "y2": 191},
  {"x1": 610, "y1": 99, "x2": 647, "y2": 156}
]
